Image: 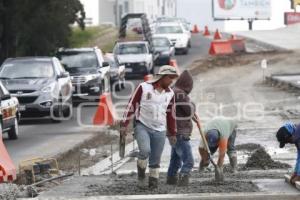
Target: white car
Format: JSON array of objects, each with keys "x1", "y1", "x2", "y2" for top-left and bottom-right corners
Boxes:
[
  {"x1": 113, "y1": 41, "x2": 154, "y2": 78},
  {"x1": 154, "y1": 22, "x2": 191, "y2": 54}
]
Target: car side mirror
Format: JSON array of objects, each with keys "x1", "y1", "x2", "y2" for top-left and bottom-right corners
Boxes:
[
  {"x1": 58, "y1": 71, "x2": 70, "y2": 79},
  {"x1": 102, "y1": 62, "x2": 110, "y2": 67},
  {"x1": 1, "y1": 94, "x2": 11, "y2": 101}
]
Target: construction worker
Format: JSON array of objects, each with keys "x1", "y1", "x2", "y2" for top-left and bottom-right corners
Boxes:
[
  {"x1": 276, "y1": 122, "x2": 300, "y2": 185},
  {"x1": 166, "y1": 70, "x2": 195, "y2": 186},
  {"x1": 199, "y1": 117, "x2": 238, "y2": 174},
  {"x1": 120, "y1": 65, "x2": 178, "y2": 189}
]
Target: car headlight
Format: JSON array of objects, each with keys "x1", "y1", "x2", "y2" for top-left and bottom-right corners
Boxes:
[
  {"x1": 85, "y1": 74, "x2": 100, "y2": 81},
  {"x1": 41, "y1": 84, "x2": 55, "y2": 93},
  {"x1": 161, "y1": 51, "x2": 170, "y2": 55}
]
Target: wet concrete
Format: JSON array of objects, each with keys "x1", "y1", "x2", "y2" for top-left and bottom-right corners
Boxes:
[
  {"x1": 236, "y1": 143, "x2": 263, "y2": 152},
  {"x1": 244, "y1": 148, "x2": 291, "y2": 170}
]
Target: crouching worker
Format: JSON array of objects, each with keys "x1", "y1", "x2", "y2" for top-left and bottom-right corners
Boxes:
[
  {"x1": 166, "y1": 70, "x2": 195, "y2": 187},
  {"x1": 276, "y1": 122, "x2": 300, "y2": 185},
  {"x1": 120, "y1": 65, "x2": 178, "y2": 189},
  {"x1": 199, "y1": 117, "x2": 238, "y2": 174}
]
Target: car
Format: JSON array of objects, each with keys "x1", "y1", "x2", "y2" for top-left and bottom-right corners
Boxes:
[
  {"x1": 154, "y1": 22, "x2": 191, "y2": 54},
  {"x1": 104, "y1": 54, "x2": 126, "y2": 91},
  {"x1": 56, "y1": 47, "x2": 111, "y2": 100},
  {"x1": 152, "y1": 36, "x2": 175, "y2": 66},
  {"x1": 0, "y1": 81, "x2": 20, "y2": 140},
  {"x1": 113, "y1": 41, "x2": 154, "y2": 78},
  {"x1": 0, "y1": 57, "x2": 73, "y2": 122}
]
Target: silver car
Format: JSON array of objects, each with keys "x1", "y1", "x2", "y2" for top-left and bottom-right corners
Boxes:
[{"x1": 0, "y1": 57, "x2": 73, "y2": 122}]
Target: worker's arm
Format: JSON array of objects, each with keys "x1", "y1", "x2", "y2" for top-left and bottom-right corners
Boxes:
[
  {"x1": 120, "y1": 85, "x2": 142, "y2": 129},
  {"x1": 217, "y1": 138, "x2": 228, "y2": 167},
  {"x1": 166, "y1": 95, "x2": 177, "y2": 136}
]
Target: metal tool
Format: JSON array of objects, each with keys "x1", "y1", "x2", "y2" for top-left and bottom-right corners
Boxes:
[{"x1": 119, "y1": 131, "x2": 126, "y2": 158}]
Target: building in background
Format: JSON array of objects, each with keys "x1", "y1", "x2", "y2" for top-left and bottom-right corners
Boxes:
[
  {"x1": 177, "y1": 0, "x2": 297, "y2": 31},
  {"x1": 80, "y1": 0, "x2": 177, "y2": 26}
]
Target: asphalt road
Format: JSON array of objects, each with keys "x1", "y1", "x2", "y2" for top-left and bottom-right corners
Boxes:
[{"x1": 4, "y1": 34, "x2": 211, "y2": 165}]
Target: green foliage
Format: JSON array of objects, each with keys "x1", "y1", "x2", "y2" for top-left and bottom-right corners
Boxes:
[
  {"x1": 69, "y1": 26, "x2": 105, "y2": 48},
  {"x1": 0, "y1": 0, "x2": 85, "y2": 62}
]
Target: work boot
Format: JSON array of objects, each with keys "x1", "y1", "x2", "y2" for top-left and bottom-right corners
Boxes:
[
  {"x1": 178, "y1": 174, "x2": 189, "y2": 187},
  {"x1": 229, "y1": 155, "x2": 238, "y2": 173},
  {"x1": 149, "y1": 168, "x2": 159, "y2": 189},
  {"x1": 137, "y1": 159, "x2": 147, "y2": 188},
  {"x1": 166, "y1": 175, "x2": 178, "y2": 185}
]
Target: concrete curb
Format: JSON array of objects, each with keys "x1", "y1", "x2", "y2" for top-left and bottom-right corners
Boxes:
[
  {"x1": 82, "y1": 140, "x2": 138, "y2": 176},
  {"x1": 266, "y1": 75, "x2": 300, "y2": 91}
]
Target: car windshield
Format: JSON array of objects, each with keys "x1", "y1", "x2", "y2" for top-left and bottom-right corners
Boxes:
[
  {"x1": 0, "y1": 60, "x2": 54, "y2": 79},
  {"x1": 153, "y1": 38, "x2": 170, "y2": 47},
  {"x1": 118, "y1": 44, "x2": 147, "y2": 55},
  {"x1": 156, "y1": 26, "x2": 183, "y2": 34},
  {"x1": 58, "y1": 52, "x2": 98, "y2": 69}
]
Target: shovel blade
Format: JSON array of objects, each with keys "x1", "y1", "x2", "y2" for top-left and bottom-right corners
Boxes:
[{"x1": 214, "y1": 167, "x2": 224, "y2": 182}]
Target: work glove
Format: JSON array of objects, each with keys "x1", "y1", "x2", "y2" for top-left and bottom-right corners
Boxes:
[{"x1": 168, "y1": 136, "x2": 177, "y2": 147}]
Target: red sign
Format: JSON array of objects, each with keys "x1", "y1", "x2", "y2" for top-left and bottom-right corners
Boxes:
[{"x1": 285, "y1": 12, "x2": 300, "y2": 25}]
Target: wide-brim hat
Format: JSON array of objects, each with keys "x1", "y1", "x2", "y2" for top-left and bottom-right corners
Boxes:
[{"x1": 147, "y1": 65, "x2": 179, "y2": 83}]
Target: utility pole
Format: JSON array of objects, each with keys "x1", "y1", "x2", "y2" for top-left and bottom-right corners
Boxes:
[{"x1": 115, "y1": 0, "x2": 119, "y2": 26}]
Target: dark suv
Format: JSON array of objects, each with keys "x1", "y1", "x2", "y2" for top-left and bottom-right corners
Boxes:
[{"x1": 56, "y1": 47, "x2": 111, "y2": 100}]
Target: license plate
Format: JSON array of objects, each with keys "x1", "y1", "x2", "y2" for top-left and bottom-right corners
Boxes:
[
  {"x1": 125, "y1": 68, "x2": 133, "y2": 72},
  {"x1": 19, "y1": 105, "x2": 26, "y2": 111}
]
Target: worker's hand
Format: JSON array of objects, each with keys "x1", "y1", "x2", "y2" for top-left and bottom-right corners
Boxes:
[
  {"x1": 290, "y1": 174, "x2": 300, "y2": 185},
  {"x1": 120, "y1": 126, "x2": 127, "y2": 137},
  {"x1": 168, "y1": 136, "x2": 177, "y2": 147}
]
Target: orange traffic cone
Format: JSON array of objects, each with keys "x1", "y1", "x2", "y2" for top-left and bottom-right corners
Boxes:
[
  {"x1": 0, "y1": 138, "x2": 17, "y2": 183},
  {"x1": 192, "y1": 25, "x2": 200, "y2": 33},
  {"x1": 214, "y1": 29, "x2": 222, "y2": 40},
  {"x1": 169, "y1": 59, "x2": 181, "y2": 74},
  {"x1": 203, "y1": 26, "x2": 210, "y2": 36},
  {"x1": 93, "y1": 93, "x2": 117, "y2": 126},
  {"x1": 144, "y1": 74, "x2": 153, "y2": 82}
]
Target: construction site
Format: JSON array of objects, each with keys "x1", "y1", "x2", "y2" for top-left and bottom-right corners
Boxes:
[{"x1": 1, "y1": 0, "x2": 300, "y2": 200}]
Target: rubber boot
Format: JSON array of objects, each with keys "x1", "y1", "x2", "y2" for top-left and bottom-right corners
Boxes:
[
  {"x1": 166, "y1": 175, "x2": 178, "y2": 185},
  {"x1": 137, "y1": 159, "x2": 147, "y2": 188},
  {"x1": 149, "y1": 168, "x2": 159, "y2": 189},
  {"x1": 178, "y1": 174, "x2": 189, "y2": 187},
  {"x1": 229, "y1": 155, "x2": 238, "y2": 173}
]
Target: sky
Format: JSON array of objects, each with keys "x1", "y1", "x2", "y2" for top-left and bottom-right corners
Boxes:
[{"x1": 177, "y1": 0, "x2": 294, "y2": 31}]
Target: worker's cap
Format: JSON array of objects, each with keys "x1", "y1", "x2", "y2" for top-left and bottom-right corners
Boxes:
[
  {"x1": 206, "y1": 129, "x2": 220, "y2": 149},
  {"x1": 147, "y1": 65, "x2": 179, "y2": 83},
  {"x1": 276, "y1": 122, "x2": 295, "y2": 148}
]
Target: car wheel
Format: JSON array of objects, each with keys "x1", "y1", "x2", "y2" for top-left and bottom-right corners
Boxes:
[
  {"x1": 63, "y1": 98, "x2": 73, "y2": 118},
  {"x1": 114, "y1": 80, "x2": 121, "y2": 92},
  {"x1": 8, "y1": 118, "x2": 19, "y2": 140},
  {"x1": 52, "y1": 97, "x2": 63, "y2": 123},
  {"x1": 121, "y1": 78, "x2": 125, "y2": 89}
]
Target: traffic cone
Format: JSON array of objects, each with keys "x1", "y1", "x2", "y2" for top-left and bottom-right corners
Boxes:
[
  {"x1": 192, "y1": 25, "x2": 200, "y2": 33},
  {"x1": 0, "y1": 138, "x2": 17, "y2": 183},
  {"x1": 144, "y1": 74, "x2": 153, "y2": 82},
  {"x1": 203, "y1": 26, "x2": 210, "y2": 36},
  {"x1": 93, "y1": 93, "x2": 117, "y2": 126},
  {"x1": 169, "y1": 59, "x2": 181, "y2": 74},
  {"x1": 214, "y1": 29, "x2": 222, "y2": 40}
]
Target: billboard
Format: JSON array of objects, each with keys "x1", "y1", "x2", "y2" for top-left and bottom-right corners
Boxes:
[
  {"x1": 213, "y1": 0, "x2": 271, "y2": 20},
  {"x1": 284, "y1": 12, "x2": 300, "y2": 25}
]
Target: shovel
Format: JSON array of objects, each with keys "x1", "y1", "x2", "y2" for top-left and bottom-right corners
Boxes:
[
  {"x1": 119, "y1": 131, "x2": 126, "y2": 158},
  {"x1": 194, "y1": 114, "x2": 224, "y2": 182}
]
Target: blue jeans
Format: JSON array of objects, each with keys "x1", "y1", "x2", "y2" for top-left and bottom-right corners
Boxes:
[
  {"x1": 134, "y1": 122, "x2": 166, "y2": 168},
  {"x1": 167, "y1": 135, "x2": 194, "y2": 176}
]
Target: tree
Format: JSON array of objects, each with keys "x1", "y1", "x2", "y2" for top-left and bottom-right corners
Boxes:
[{"x1": 0, "y1": 0, "x2": 85, "y2": 62}]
